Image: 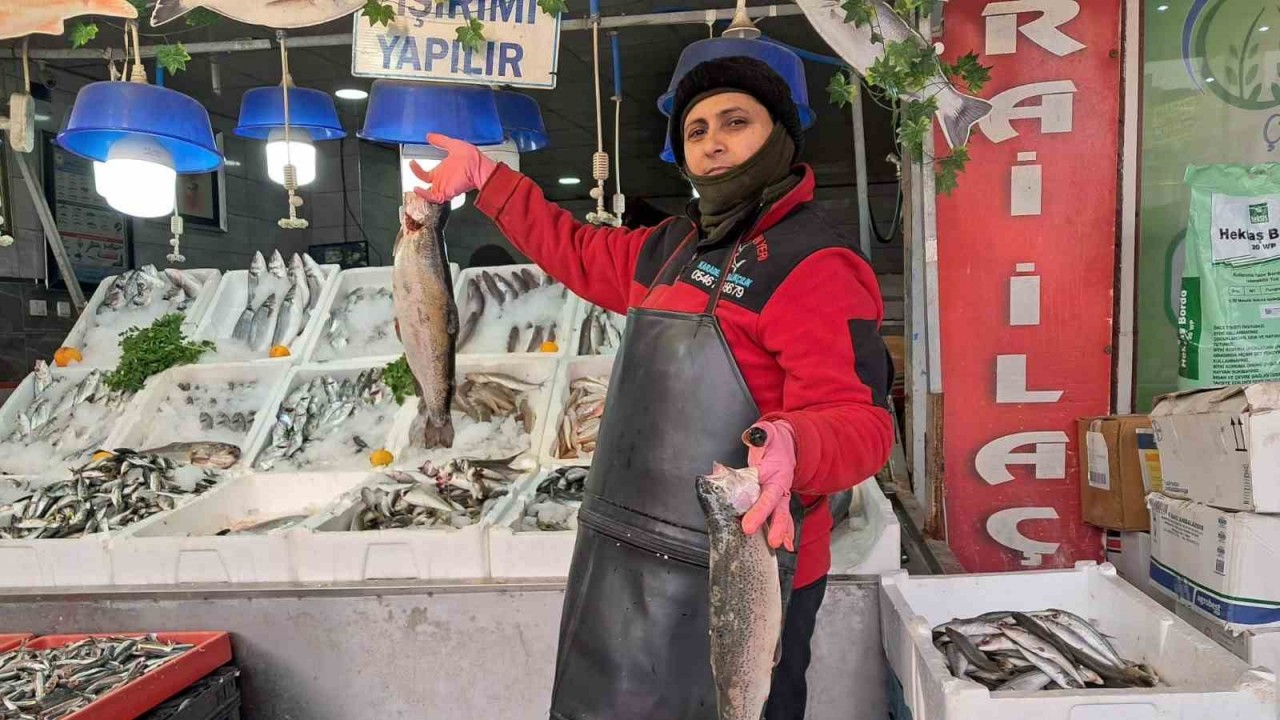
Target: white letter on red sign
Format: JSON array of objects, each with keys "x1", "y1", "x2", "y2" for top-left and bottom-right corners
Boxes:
[
  {"x1": 1010, "y1": 263, "x2": 1040, "y2": 325},
  {"x1": 978, "y1": 80, "x2": 1077, "y2": 144},
  {"x1": 975, "y1": 430, "x2": 1068, "y2": 484},
  {"x1": 982, "y1": 0, "x2": 1086, "y2": 57},
  {"x1": 996, "y1": 355, "x2": 1063, "y2": 403},
  {"x1": 986, "y1": 507, "x2": 1061, "y2": 566}
]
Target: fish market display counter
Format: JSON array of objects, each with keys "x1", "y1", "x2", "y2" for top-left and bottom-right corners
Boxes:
[{"x1": 0, "y1": 577, "x2": 888, "y2": 720}]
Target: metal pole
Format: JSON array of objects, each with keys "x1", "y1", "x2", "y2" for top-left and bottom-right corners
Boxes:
[
  {"x1": 13, "y1": 151, "x2": 86, "y2": 311},
  {"x1": 852, "y1": 83, "x2": 872, "y2": 258},
  {"x1": 3, "y1": 5, "x2": 806, "y2": 61},
  {"x1": 919, "y1": 14, "x2": 942, "y2": 394},
  {"x1": 1115, "y1": 0, "x2": 1140, "y2": 413},
  {"x1": 906, "y1": 158, "x2": 928, "y2": 510}
]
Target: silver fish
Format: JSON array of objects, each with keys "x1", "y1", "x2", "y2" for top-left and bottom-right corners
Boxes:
[
  {"x1": 696, "y1": 463, "x2": 779, "y2": 720},
  {"x1": 98, "y1": 273, "x2": 130, "y2": 313},
  {"x1": 393, "y1": 192, "x2": 457, "y2": 449},
  {"x1": 74, "y1": 369, "x2": 102, "y2": 405},
  {"x1": 273, "y1": 283, "x2": 305, "y2": 349},
  {"x1": 792, "y1": 0, "x2": 992, "y2": 148},
  {"x1": 268, "y1": 249, "x2": 287, "y2": 279},
  {"x1": 164, "y1": 268, "x2": 202, "y2": 302},
  {"x1": 250, "y1": 293, "x2": 279, "y2": 353},
  {"x1": 33, "y1": 360, "x2": 52, "y2": 395},
  {"x1": 481, "y1": 271, "x2": 506, "y2": 306},
  {"x1": 995, "y1": 670, "x2": 1053, "y2": 692},
  {"x1": 290, "y1": 255, "x2": 311, "y2": 316},
  {"x1": 525, "y1": 324, "x2": 545, "y2": 353},
  {"x1": 233, "y1": 252, "x2": 266, "y2": 342},
  {"x1": 139, "y1": 442, "x2": 241, "y2": 469},
  {"x1": 302, "y1": 253, "x2": 325, "y2": 313},
  {"x1": 150, "y1": 0, "x2": 365, "y2": 28},
  {"x1": 457, "y1": 276, "x2": 485, "y2": 351}
]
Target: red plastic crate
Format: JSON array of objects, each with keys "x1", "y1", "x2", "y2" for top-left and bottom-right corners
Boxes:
[
  {"x1": 23, "y1": 632, "x2": 231, "y2": 720},
  {"x1": 0, "y1": 633, "x2": 33, "y2": 652}
]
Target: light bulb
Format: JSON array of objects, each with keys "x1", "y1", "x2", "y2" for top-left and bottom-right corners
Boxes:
[
  {"x1": 96, "y1": 137, "x2": 176, "y2": 218},
  {"x1": 400, "y1": 154, "x2": 464, "y2": 210},
  {"x1": 266, "y1": 128, "x2": 317, "y2": 186}
]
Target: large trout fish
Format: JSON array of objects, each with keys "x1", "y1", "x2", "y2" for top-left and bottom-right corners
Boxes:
[
  {"x1": 696, "y1": 463, "x2": 782, "y2": 720},
  {"x1": 393, "y1": 192, "x2": 457, "y2": 448}
]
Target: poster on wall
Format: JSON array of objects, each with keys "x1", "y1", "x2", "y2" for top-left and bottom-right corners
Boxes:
[
  {"x1": 933, "y1": 0, "x2": 1122, "y2": 571},
  {"x1": 1136, "y1": 0, "x2": 1280, "y2": 410},
  {"x1": 41, "y1": 131, "x2": 130, "y2": 288},
  {"x1": 351, "y1": 0, "x2": 561, "y2": 88}
]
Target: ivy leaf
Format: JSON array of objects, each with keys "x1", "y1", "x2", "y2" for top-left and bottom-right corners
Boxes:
[
  {"x1": 935, "y1": 146, "x2": 970, "y2": 196},
  {"x1": 362, "y1": 0, "x2": 396, "y2": 26},
  {"x1": 69, "y1": 21, "x2": 99, "y2": 48},
  {"x1": 839, "y1": 0, "x2": 875, "y2": 26},
  {"x1": 127, "y1": 0, "x2": 150, "y2": 15},
  {"x1": 896, "y1": 97, "x2": 937, "y2": 160},
  {"x1": 185, "y1": 8, "x2": 220, "y2": 26},
  {"x1": 538, "y1": 0, "x2": 568, "y2": 15},
  {"x1": 457, "y1": 17, "x2": 486, "y2": 52},
  {"x1": 155, "y1": 43, "x2": 191, "y2": 74},
  {"x1": 946, "y1": 51, "x2": 991, "y2": 93},
  {"x1": 827, "y1": 71, "x2": 858, "y2": 108},
  {"x1": 870, "y1": 31, "x2": 884, "y2": 44}
]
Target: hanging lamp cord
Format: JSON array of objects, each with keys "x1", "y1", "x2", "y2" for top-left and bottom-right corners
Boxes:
[
  {"x1": 277, "y1": 31, "x2": 306, "y2": 229},
  {"x1": 128, "y1": 21, "x2": 146, "y2": 83}
]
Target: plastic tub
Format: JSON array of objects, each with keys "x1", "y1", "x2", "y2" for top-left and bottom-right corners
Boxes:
[
  {"x1": 62, "y1": 269, "x2": 221, "y2": 369},
  {"x1": 828, "y1": 479, "x2": 902, "y2": 576},
  {"x1": 538, "y1": 355, "x2": 613, "y2": 468},
  {"x1": 488, "y1": 469, "x2": 580, "y2": 579},
  {"x1": 569, "y1": 301, "x2": 626, "y2": 356},
  {"x1": 880, "y1": 562, "x2": 1276, "y2": 720},
  {"x1": 453, "y1": 263, "x2": 576, "y2": 359},
  {"x1": 299, "y1": 267, "x2": 401, "y2": 364}
]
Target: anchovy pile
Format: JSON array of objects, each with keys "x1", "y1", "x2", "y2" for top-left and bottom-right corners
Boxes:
[
  {"x1": 0, "y1": 635, "x2": 193, "y2": 719},
  {"x1": 348, "y1": 457, "x2": 523, "y2": 530},
  {"x1": 456, "y1": 267, "x2": 567, "y2": 353},
  {"x1": 320, "y1": 286, "x2": 396, "y2": 356},
  {"x1": 9, "y1": 364, "x2": 131, "y2": 459},
  {"x1": 510, "y1": 467, "x2": 586, "y2": 532},
  {"x1": 0, "y1": 451, "x2": 221, "y2": 539},
  {"x1": 553, "y1": 376, "x2": 608, "y2": 460},
  {"x1": 98, "y1": 265, "x2": 203, "y2": 314},
  {"x1": 199, "y1": 410, "x2": 256, "y2": 435},
  {"x1": 576, "y1": 305, "x2": 625, "y2": 355},
  {"x1": 934, "y1": 610, "x2": 1159, "y2": 691},
  {"x1": 257, "y1": 370, "x2": 392, "y2": 471},
  {"x1": 230, "y1": 250, "x2": 325, "y2": 352},
  {"x1": 453, "y1": 372, "x2": 540, "y2": 434}
]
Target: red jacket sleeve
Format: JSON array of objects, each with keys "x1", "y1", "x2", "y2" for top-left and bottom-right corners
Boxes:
[
  {"x1": 474, "y1": 164, "x2": 658, "y2": 314},
  {"x1": 757, "y1": 247, "x2": 894, "y2": 495}
]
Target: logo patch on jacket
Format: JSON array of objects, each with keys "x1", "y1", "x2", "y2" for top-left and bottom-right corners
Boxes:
[{"x1": 684, "y1": 244, "x2": 756, "y2": 301}]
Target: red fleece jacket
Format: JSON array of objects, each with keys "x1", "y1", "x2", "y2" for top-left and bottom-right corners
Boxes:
[{"x1": 475, "y1": 163, "x2": 893, "y2": 587}]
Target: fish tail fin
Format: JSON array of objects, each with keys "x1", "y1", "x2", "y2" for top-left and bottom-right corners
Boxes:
[
  {"x1": 414, "y1": 401, "x2": 455, "y2": 449},
  {"x1": 150, "y1": 0, "x2": 192, "y2": 27},
  {"x1": 934, "y1": 86, "x2": 992, "y2": 150}
]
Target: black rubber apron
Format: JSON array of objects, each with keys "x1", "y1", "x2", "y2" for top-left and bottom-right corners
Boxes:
[{"x1": 549, "y1": 231, "x2": 801, "y2": 720}]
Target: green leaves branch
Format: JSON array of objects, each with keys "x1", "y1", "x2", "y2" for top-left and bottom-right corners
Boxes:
[{"x1": 829, "y1": 0, "x2": 988, "y2": 194}]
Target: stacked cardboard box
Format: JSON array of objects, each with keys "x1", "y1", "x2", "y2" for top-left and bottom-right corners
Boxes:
[{"x1": 1146, "y1": 383, "x2": 1280, "y2": 672}]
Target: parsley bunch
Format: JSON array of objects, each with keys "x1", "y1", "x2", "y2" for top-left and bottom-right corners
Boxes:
[{"x1": 104, "y1": 314, "x2": 215, "y2": 393}]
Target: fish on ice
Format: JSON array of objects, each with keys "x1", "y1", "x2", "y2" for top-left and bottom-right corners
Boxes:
[
  {"x1": 0, "y1": 0, "x2": 137, "y2": 40},
  {"x1": 149, "y1": 0, "x2": 365, "y2": 28},
  {"x1": 696, "y1": 463, "x2": 781, "y2": 720},
  {"x1": 792, "y1": 0, "x2": 992, "y2": 148}
]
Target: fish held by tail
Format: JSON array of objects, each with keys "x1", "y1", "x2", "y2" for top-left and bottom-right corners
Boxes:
[{"x1": 935, "y1": 85, "x2": 992, "y2": 149}]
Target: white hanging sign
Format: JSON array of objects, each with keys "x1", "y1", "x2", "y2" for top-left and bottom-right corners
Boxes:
[{"x1": 351, "y1": 0, "x2": 560, "y2": 89}]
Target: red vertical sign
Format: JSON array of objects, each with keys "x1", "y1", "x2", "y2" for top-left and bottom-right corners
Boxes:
[{"x1": 935, "y1": 0, "x2": 1120, "y2": 571}]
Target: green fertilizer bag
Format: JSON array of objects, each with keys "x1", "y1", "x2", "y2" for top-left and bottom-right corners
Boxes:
[{"x1": 1181, "y1": 164, "x2": 1280, "y2": 389}]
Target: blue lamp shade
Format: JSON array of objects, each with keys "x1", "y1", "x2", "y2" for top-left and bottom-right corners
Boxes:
[
  {"x1": 359, "y1": 80, "x2": 504, "y2": 146},
  {"x1": 57, "y1": 82, "x2": 222, "y2": 173},
  {"x1": 233, "y1": 86, "x2": 347, "y2": 141},
  {"x1": 657, "y1": 38, "x2": 816, "y2": 129},
  {"x1": 495, "y1": 91, "x2": 548, "y2": 153}
]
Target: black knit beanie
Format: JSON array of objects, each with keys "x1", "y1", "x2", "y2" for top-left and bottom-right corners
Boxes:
[{"x1": 667, "y1": 55, "x2": 804, "y2": 169}]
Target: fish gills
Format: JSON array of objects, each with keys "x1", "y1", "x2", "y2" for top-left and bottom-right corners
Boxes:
[
  {"x1": 696, "y1": 463, "x2": 780, "y2": 720},
  {"x1": 393, "y1": 192, "x2": 457, "y2": 449}
]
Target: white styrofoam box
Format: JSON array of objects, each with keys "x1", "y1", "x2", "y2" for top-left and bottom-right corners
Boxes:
[
  {"x1": 488, "y1": 469, "x2": 581, "y2": 579},
  {"x1": 881, "y1": 562, "x2": 1275, "y2": 720},
  {"x1": 1148, "y1": 493, "x2": 1280, "y2": 630},
  {"x1": 105, "y1": 362, "x2": 292, "y2": 468},
  {"x1": 192, "y1": 262, "x2": 340, "y2": 365},
  {"x1": 291, "y1": 472, "x2": 514, "y2": 581},
  {"x1": 0, "y1": 535, "x2": 112, "y2": 587},
  {"x1": 240, "y1": 357, "x2": 404, "y2": 473},
  {"x1": 538, "y1": 355, "x2": 614, "y2": 468},
  {"x1": 569, "y1": 301, "x2": 626, "y2": 357},
  {"x1": 299, "y1": 267, "x2": 401, "y2": 364},
  {"x1": 389, "y1": 354, "x2": 559, "y2": 468},
  {"x1": 454, "y1": 263, "x2": 577, "y2": 359},
  {"x1": 829, "y1": 479, "x2": 901, "y2": 576},
  {"x1": 109, "y1": 471, "x2": 368, "y2": 584},
  {"x1": 62, "y1": 268, "x2": 222, "y2": 368},
  {"x1": 1150, "y1": 384, "x2": 1280, "y2": 512},
  {"x1": 0, "y1": 366, "x2": 143, "y2": 478},
  {"x1": 1176, "y1": 599, "x2": 1280, "y2": 677}
]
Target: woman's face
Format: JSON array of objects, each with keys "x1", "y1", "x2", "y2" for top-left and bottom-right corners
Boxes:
[{"x1": 681, "y1": 92, "x2": 775, "y2": 177}]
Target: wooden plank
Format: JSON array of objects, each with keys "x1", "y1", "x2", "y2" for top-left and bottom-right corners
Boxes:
[{"x1": 924, "y1": 392, "x2": 946, "y2": 540}]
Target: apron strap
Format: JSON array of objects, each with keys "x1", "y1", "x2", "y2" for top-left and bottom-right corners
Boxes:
[{"x1": 644, "y1": 229, "x2": 698, "y2": 297}]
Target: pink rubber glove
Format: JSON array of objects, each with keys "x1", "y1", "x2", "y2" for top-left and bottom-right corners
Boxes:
[
  {"x1": 410, "y1": 133, "x2": 498, "y2": 204},
  {"x1": 741, "y1": 420, "x2": 797, "y2": 552}
]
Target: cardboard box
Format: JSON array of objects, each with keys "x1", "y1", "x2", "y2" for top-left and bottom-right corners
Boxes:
[
  {"x1": 1176, "y1": 599, "x2": 1280, "y2": 675},
  {"x1": 1103, "y1": 530, "x2": 1171, "y2": 608},
  {"x1": 1148, "y1": 493, "x2": 1280, "y2": 629},
  {"x1": 1150, "y1": 384, "x2": 1280, "y2": 512},
  {"x1": 1077, "y1": 415, "x2": 1156, "y2": 530}
]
